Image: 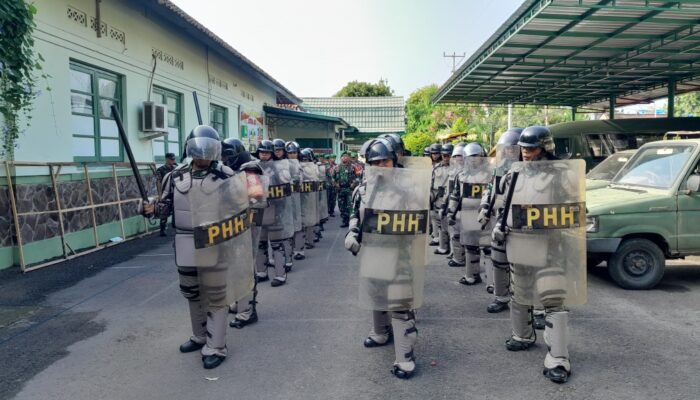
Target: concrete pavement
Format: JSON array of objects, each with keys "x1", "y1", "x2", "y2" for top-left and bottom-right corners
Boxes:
[{"x1": 1, "y1": 217, "x2": 699, "y2": 400}]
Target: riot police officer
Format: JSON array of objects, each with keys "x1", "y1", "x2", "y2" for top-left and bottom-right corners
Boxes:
[
  {"x1": 432, "y1": 144, "x2": 453, "y2": 255},
  {"x1": 446, "y1": 143, "x2": 466, "y2": 267},
  {"x1": 345, "y1": 138, "x2": 431, "y2": 379},
  {"x1": 493, "y1": 126, "x2": 587, "y2": 384},
  {"x1": 478, "y1": 128, "x2": 522, "y2": 313},
  {"x1": 273, "y1": 139, "x2": 298, "y2": 272},
  {"x1": 447, "y1": 142, "x2": 491, "y2": 286},
  {"x1": 299, "y1": 148, "x2": 321, "y2": 252},
  {"x1": 222, "y1": 138, "x2": 266, "y2": 329},
  {"x1": 143, "y1": 126, "x2": 254, "y2": 369},
  {"x1": 256, "y1": 140, "x2": 294, "y2": 287}
]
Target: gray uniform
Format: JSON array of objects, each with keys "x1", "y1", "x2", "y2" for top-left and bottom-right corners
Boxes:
[
  {"x1": 350, "y1": 166, "x2": 431, "y2": 377},
  {"x1": 286, "y1": 159, "x2": 303, "y2": 269},
  {"x1": 446, "y1": 157, "x2": 465, "y2": 265},
  {"x1": 258, "y1": 159, "x2": 294, "y2": 284},
  {"x1": 448, "y1": 157, "x2": 493, "y2": 282},
  {"x1": 430, "y1": 162, "x2": 450, "y2": 251},
  {"x1": 160, "y1": 163, "x2": 253, "y2": 357},
  {"x1": 498, "y1": 158, "x2": 587, "y2": 376}
]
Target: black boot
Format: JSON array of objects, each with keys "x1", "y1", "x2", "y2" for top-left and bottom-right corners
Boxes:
[
  {"x1": 505, "y1": 337, "x2": 534, "y2": 351},
  {"x1": 229, "y1": 311, "x2": 258, "y2": 329},
  {"x1": 544, "y1": 366, "x2": 570, "y2": 384},
  {"x1": 391, "y1": 365, "x2": 415, "y2": 380},
  {"x1": 459, "y1": 274, "x2": 482, "y2": 285},
  {"x1": 487, "y1": 300, "x2": 509, "y2": 313},
  {"x1": 179, "y1": 339, "x2": 204, "y2": 353},
  {"x1": 202, "y1": 355, "x2": 226, "y2": 369}
]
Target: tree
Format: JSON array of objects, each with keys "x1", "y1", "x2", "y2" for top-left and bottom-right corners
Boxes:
[
  {"x1": 334, "y1": 79, "x2": 394, "y2": 97},
  {"x1": 405, "y1": 85, "x2": 438, "y2": 133},
  {"x1": 403, "y1": 131, "x2": 434, "y2": 155},
  {"x1": 676, "y1": 92, "x2": 700, "y2": 117}
]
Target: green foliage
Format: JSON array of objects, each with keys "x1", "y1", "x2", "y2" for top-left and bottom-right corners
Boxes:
[
  {"x1": 0, "y1": 0, "x2": 41, "y2": 160},
  {"x1": 334, "y1": 79, "x2": 394, "y2": 97},
  {"x1": 403, "y1": 131, "x2": 434, "y2": 155},
  {"x1": 405, "y1": 85, "x2": 438, "y2": 133},
  {"x1": 675, "y1": 92, "x2": 700, "y2": 117},
  {"x1": 404, "y1": 83, "x2": 574, "y2": 151}
]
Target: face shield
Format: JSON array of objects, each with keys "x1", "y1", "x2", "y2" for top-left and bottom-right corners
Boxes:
[{"x1": 186, "y1": 137, "x2": 221, "y2": 161}]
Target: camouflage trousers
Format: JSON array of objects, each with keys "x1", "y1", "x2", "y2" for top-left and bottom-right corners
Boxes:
[{"x1": 337, "y1": 188, "x2": 353, "y2": 224}]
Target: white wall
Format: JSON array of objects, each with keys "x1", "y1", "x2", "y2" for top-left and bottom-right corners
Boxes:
[{"x1": 14, "y1": 0, "x2": 279, "y2": 167}]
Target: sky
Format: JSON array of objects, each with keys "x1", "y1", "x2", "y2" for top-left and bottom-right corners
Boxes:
[{"x1": 170, "y1": 0, "x2": 524, "y2": 98}]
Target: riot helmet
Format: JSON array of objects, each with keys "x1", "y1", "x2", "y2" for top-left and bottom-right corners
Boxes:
[
  {"x1": 464, "y1": 142, "x2": 486, "y2": 157},
  {"x1": 364, "y1": 138, "x2": 397, "y2": 166},
  {"x1": 300, "y1": 148, "x2": 314, "y2": 162},
  {"x1": 221, "y1": 138, "x2": 252, "y2": 170},
  {"x1": 285, "y1": 141, "x2": 300, "y2": 154},
  {"x1": 518, "y1": 125, "x2": 555, "y2": 153},
  {"x1": 423, "y1": 147, "x2": 430, "y2": 157},
  {"x1": 272, "y1": 138, "x2": 287, "y2": 159},
  {"x1": 379, "y1": 133, "x2": 406, "y2": 156},
  {"x1": 441, "y1": 143, "x2": 454, "y2": 156},
  {"x1": 497, "y1": 128, "x2": 524, "y2": 146},
  {"x1": 184, "y1": 125, "x2": 221, "y2": 161},
  {"x1": 452, "y1": 143, "x2": 465, "y2": 158},
  {"x1": 429, "y1": 143, "x2": 442, "y2": 154}
]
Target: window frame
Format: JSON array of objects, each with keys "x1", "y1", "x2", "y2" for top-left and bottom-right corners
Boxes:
[
  {"x1": 152, "y1": 86, "x2": 183, "y2": 163},
  {"x1": 210, "y1": 103, "x2": 228, "y2": 137},
  {"x1": 69, "y1": 61, "x2": 124, "y2": 162}
]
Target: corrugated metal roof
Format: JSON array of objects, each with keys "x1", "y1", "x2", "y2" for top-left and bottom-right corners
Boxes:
[
  {"x1": 433, "y1": 0, "x2": 700, "y2": 109},
  {"x1": 150, "y1": 0, "x2": 301, "y2": 104},
  {"x1": 301, "y1": 97, "x2": 406, "y2": 133}
]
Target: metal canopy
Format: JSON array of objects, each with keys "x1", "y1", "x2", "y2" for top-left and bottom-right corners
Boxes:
[{"x1": 433, "y1": 0, "x2": 700, "y2": 109}]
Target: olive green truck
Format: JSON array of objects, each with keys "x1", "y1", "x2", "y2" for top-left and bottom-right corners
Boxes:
[{"x1": 586, "y1": 139, "x2": 700, "y2": 290}]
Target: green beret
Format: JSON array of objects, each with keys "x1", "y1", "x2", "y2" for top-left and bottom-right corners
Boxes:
[
  {"x1": 324, "y1": 154, "x2": 332, "y2": 159},
  {"x1": 341, "y1": 150, "x2": 351, "y2": 156},
  {"x1": 350, "y1": 151, "x2": 358, "y2": 157}
]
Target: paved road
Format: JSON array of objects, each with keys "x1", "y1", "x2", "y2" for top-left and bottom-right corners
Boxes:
[{"x1": 1, "y1": 217, "x2": 699, "y2": 400}]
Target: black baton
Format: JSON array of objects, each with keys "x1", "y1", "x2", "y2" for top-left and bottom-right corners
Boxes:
[
  {"x1": 111, "y1": 105, "x2": 149, "y2": 203},
  {"x1": 193, "y1": 91, "x2": 203, "y2": 125},
  {"x1": 499, "y1": 171, "x2": 519, "y2": 234}
]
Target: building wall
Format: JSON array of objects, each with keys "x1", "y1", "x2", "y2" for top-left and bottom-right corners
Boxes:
[
  {"x1": 0, "y1": 0, "x2": 285, "y2": 270},
  {"x1": 270, "y1": 124, "x2": 341, "y2": 154}
]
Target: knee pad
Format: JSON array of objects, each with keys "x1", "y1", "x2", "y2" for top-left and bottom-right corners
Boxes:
[
  {"x1": 179, "y1": 284, "x2": 200, "y2": 300},
  {"x1": 536, "y1": 267, "x2": 567, "y2": 307},
  {"x1": 258, "y1": 241, "x2": 268, "y2": 250},
  {"x1": 544, "y1": 311, "x2": 570, "y2": 366},
  {"x1": 452, "y1": 234, "x2": 460, "y2": 241},
  {"x1": 270, "y1": 241, "x2": 284, "y2": 251},
  {"x1": 466, "y1": 245, "x2": 480, "y2": 255},
  {"x1": 391, "y1": 311, "x2": 417, "y2": 363}
]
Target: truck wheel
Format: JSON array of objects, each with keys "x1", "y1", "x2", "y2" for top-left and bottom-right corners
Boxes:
[{"x1": 608, "y1": 238, "x2": 665, "y2": 290}]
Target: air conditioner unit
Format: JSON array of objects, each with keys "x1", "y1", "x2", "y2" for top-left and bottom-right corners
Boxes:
[{"x1": 140, "y1": 101, "x2": 168, "y2": 140}]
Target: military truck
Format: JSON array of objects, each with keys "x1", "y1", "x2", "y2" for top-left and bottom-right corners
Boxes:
[{"x1": 586, "y1": 139, "x2": 700, "y2": 289}]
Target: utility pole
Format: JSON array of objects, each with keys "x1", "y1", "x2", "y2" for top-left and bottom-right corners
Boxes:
[{"x1": 443, "y1": 52, "x2": 466, "y2": 73}]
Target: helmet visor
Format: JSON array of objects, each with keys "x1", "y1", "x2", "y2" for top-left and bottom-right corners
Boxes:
[{"x1": 186, "y1": 137, "x2": 221, "y2": 161}]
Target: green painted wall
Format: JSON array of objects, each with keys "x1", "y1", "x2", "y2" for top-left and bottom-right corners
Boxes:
[{"x1": 0, "y1": 215, "x2": 152, "y2": 270}]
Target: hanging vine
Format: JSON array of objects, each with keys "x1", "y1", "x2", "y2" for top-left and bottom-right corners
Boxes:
[{"x1": 0, "y1": 1, "x2": 42, "y2": 160}]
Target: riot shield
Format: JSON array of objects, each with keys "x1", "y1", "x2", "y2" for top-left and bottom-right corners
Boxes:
[
  {"x1": 318, "y1": 164, "x2": 329, "y2": 220},
  {"x1": 288, "y1": 159, "x2": 303, "y2": 232},
  {"x1": 358, "y1": 166, "x2": 431, "y2": 311},
  {"x1": 299, "y1": 161, "x2": 319, "y2": 227},
  {"x1": 459, "y1": 157, "x2": 494, "y2": 245},
  {"x1": 447, "y1": 157, "x2": 464, "y2": 201},
  {"x1": 189, "y1": 172, "x2": 254, "y2": 305},
  {"x1": 402, "y1": 156, "x2": 432, "y2": 170},
  {"x1": 506, "y1": 159, "x2": 587, "y2": 306},
  {"x1": 260, "y1": 159, "x2": 294, "y2": 240},
  {"x1": 431, "y1": 164, "x2": 450, "y2": 209},
  {"x1": 495, "y1": 144, "x2": 521, "y2": 177}
]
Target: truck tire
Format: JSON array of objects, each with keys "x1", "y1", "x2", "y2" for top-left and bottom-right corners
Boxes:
[{"x1": 607, "y1": 238, "x2": 665, "y2": 290}]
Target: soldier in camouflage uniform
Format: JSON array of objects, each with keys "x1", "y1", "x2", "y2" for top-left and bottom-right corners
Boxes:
[
  {"x1": 326, "y1": 154, "x2": 337, "y2": 216},
  {"x1": 335, "y1": 150, "x2": 359, "y2": 228}
]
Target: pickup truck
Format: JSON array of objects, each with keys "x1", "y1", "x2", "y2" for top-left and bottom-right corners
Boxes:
[{"x1": 586, "y1": 139, "x2": 700, "y2": 289}]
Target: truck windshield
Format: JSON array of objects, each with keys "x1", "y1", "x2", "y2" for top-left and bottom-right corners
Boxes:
[
  {"x1": 612, "y1": 144, "x2": 695, "y2": 189},
  {"x1": 587, "y1": 152, "x2": 633, "y2": 181}
]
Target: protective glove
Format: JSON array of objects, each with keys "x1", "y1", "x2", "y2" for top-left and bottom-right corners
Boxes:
[
  {"x1": 491, "y1": 225, "x2": 510, "y2": 243},
  {"x1": 344, "y1": 229, "x2": 361, "y2": 256},
  {"x1": 448, "y1": 215, "x2": 456, "y2": 226},
  {"x1": 477, "y1": 207, "x2": 490, "y2": 225}
]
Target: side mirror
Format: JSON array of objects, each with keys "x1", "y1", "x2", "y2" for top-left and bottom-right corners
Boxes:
[{"x1": 686, "y1": 174, "x2": 700, "y2": 192}]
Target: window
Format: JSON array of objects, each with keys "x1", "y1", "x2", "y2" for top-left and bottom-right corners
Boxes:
[
  {"x1": 152, "y1": 87, "x2": 182, "y2": 161},
  {"x1": 70, "y1": 62, "x2": 122, "y2": 161},
  {"x1": 210, "y1": 104, "x2": 227, "y2": 137}
]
